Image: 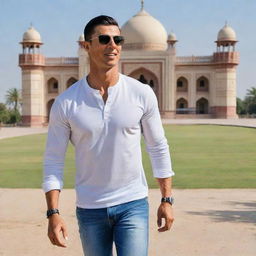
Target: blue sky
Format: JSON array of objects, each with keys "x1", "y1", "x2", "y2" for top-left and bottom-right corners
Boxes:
[{"x1": 0, "y1": 0, "x2": 255, "y2": 103}]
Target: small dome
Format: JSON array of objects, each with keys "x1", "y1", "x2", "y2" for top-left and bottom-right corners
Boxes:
[
  {"x1": 168, "y1": 32, "x2": 177, "y2": 41},
  {"x1": 121, "y1": 9, "x2": 167, "y2": 51},
  {"x1": 217, "y1": 24, "x2": 237, "y2": 41},
  {"x1": 22, "y1": 26, "x2": 42, "y2": 43},
  {"x1": 78, "y1": 34, "x2": 85, "y2": 41}
]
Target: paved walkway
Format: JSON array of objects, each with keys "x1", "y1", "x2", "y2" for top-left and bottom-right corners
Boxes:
[
  {"x1": 0, "y1": 119, "x2": 255, "y2": 140},
  {"x1": 0, "y1": 189, "x2": 255, "y2": 256},
  {"x1": 0, "y1": 127, "x2": 48, "y2": 140},
  {"x1": 162, "y1": 118, "x2": 256, "y2": 128}
]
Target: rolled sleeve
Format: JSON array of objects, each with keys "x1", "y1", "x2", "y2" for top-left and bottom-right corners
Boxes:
[
  {"x1": 42, "y1": 99, "x2": 71, "y2": 193},
  {"x1": 141, "y1": 88, "x2": 174, "y2": 178}
]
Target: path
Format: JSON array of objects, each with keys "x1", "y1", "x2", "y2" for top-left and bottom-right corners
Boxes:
[
  {"x1": 0, "y1": 189, "x2": 255, "y2": 256},
  {"x1": 0, "y1": 119, "x2": 255, "y2": 140}
]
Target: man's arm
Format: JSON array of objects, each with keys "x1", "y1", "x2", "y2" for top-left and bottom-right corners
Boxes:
[
  {"x1": 43, "y1": 99, "x2": 71, "y2": 247},
  {"x1": 46, "y1": 190, "x2": 68, "y2": 247},
  {"x1": 141, "y1": 87, "x2": 175, "y2": 232},
  {"x1": 156, "y1": 177, "x2": 174, "y2": 232}
]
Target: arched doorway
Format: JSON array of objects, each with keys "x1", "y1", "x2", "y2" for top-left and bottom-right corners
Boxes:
[
  {"x1": 66, "y1": 77, "x2": 78, "y2": 89},
  {"x1": 129, "y1": 68, "x2": 159, "y2": 96},
  {"x1": 47, "y1": 99, "x2": 55, "y2": 122},
  {"x1": 47, "y1": 78, "x2": 58, "y2": 93},
  {"x1": 196, "y1": 76, "x2": 209, "y2": 92},
  {"x1": 176, "y1": 77, "x2": 188, "y2": 92},
  {"x1": 196, "y1": 98, "x2": 209, "y2": 114},
  {"x1": 176, "y1": 98, "x2": 188, "y2": 114}
]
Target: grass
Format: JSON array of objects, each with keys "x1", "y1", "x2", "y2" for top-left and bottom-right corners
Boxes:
[{"x1": 0, "y1": 125, "x2": 255, "y2": 189}]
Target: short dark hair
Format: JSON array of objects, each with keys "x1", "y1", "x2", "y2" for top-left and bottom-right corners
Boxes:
[{"x1": 84, "y1": 15, "x2": 120, "y2": 41}]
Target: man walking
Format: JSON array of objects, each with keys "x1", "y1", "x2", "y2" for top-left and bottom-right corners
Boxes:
[{"x1": 43, "y1": 15, "x2": 174, "y2": 256}]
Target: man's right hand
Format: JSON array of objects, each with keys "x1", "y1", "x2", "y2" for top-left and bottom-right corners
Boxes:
[{"x1": 48, "y1": 214, "x2": 68, "y2": 248}]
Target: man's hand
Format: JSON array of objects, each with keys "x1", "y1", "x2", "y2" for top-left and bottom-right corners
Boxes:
[
  {"x1": 157, "y1": 202, "x2": 174, "y2": 232},
  {"x1": 48, "y1": 214, "x2": 68, "y2": 247}
]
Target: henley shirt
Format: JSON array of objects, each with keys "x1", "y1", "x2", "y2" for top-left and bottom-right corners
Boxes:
[{"x1": 43, "y1": 74, "x2": 174, "y2": 208}]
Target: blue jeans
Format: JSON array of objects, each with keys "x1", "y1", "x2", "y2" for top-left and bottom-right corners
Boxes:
[{"x1": 76, "y1": 197, "x2": 149, "y2": 256}]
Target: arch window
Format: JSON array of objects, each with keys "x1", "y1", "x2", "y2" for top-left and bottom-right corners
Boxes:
[
  {"x1": 67, "y1": 77, "x2": 78, "y2": 89},
  {"x1": 196, "y1": 98, "x2": 209, "y2": 114},
  {"x1": 47, "y1": 78, "x2": 58, "y2": 93},
  {"x1": 176, "y1": 98, "x2": 188, "y2": 114},
  {"x1": 149, "y1": 80, "x2": 154, "y2": 89},
  {"x1": 139, "y1": 75, "x2": 148, "y2": 84},
  {"x1": 129, "y1": 68, "x2": 158, "y2": 95},
  {"x1": 176, "y1": 77, "x2": 188, "y2": 92},
  {"x1": 196, "y1": 76, "x2": 209, "y2": 92}
]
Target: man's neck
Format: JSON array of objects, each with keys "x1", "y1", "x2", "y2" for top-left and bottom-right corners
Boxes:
[{"x1": 87, "y1": 67, "x2": 119, "y2": 91}]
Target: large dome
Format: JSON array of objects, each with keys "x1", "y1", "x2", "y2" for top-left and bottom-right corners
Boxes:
[
  {"x1": 121, "y1": 9, "x2": 167, "y2": 51},
  {"x1": 217, "y1": 24, "x2": 237, "y2": 41},
  {"x1": 22, "y1": 26, "x2": 42, "y2": 43}
]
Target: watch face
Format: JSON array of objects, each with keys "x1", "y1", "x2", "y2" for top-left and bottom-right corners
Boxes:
[{"x1": 161, "y1": 197, "x2": 174, "y2": 205}]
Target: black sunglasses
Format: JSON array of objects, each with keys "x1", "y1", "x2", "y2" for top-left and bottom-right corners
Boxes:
[{"x1": 89, "y1": 35, "x2": 125, "y2": 46}]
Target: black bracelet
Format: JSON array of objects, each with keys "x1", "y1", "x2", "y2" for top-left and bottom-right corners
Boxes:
[
  {"x1": 46, "y1": 208, "x2": 60, "y2": 218},
  {"x1": 161, "y1": 197, "x2": 174, "y2": 205}
]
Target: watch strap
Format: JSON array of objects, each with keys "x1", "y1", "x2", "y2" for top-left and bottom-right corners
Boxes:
[
  {"x1": 46, "y1": 208, "x2": 60, "y2": 218},
  {"x1": 161, "y1": 197, "x2": 174, "y2": 205}
]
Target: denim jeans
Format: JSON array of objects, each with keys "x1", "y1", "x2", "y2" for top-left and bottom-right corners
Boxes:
[{"x1": 76, "y1": 197, "x2": 149, "y2": 256}]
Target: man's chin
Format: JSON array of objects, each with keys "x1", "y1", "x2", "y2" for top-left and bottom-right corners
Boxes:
[{"x1": 105, "y1": 61, "x2": 118, "y2": 68}]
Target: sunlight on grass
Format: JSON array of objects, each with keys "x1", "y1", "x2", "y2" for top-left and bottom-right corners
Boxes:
[{"x1": 0, "y1": 125, "x2": 255, "y2": 188}]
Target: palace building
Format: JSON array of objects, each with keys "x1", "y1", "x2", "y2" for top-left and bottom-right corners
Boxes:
[{"x1": 19, "y1": 5, "x2": 239, "y2": 126}]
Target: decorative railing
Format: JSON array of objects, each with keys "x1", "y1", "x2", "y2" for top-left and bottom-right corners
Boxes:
[
  {"x1": 176, "y1": 56, "x2": 213, "y2": 64},
  {"x1": 213, "y1": 52, "x2": 239, "y2": 64},
  {"x1": 176, "y1": 52, "x2": 239, "y2": 65},
  {"x1": 19, "y1": 54, "x2": 45, "y2": 66},
  {"x1": 45, "y1": 57, "x2": 78, "y2": 65},
  {"x1": 176, "y1": 108, "x2": 196, "y2": 114}
]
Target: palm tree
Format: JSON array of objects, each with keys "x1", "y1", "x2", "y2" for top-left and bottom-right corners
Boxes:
[
  {"x1": 246, "y1": 87, "x2": 256, "y2": 100},
  {"x1": 244, "y1": 87, "x2": 256, "y2": 115},
  {"x1": 5, "y1": 88, "x2": 21, "y2": 111}
]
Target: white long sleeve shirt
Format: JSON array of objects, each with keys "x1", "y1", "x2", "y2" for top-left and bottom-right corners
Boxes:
[{"x1": 43, "y1": 74, "x2": 174, "y2": 208}]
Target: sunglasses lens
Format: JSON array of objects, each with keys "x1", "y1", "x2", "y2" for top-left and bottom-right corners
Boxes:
[
  {"x1": 114, "y1": 36, "x2": 124, "y2": 45},
  {"x1": 97, "y1": 35, "x2": 124, "y2": 45},
  {"x1": 98, "y1": 35, "x2": 111, "y2": 44}
]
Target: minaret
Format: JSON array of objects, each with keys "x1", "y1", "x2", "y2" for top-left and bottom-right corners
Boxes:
[
  {"x1": 167, "y1": 31, "x2": 178, "y2": 53},
  {"x1": 77, "y1": 34, "x2": 89, "y2": 79},
  {"x1": 141, "y1": 0, "x2": 144, "y2": 10},
  {"x1": 165, "y1": 31, "x2": 178, "y2": 118},
  {"x1": 212, "y1": 23, "x2": 239, "y2": 118},
  {"x1": 19, "y1": 26, "x2": 45, "y2": 126}
]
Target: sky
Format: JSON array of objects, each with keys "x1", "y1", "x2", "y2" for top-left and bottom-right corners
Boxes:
[{"x1": 0, "y1": 0, "x2": 255, "y2": 103}]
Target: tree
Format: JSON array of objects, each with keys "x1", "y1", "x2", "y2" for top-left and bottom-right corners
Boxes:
[
  {"x1": 244, "y1": 87, "x2": 256, "y2": 115},
  {"x1": 0, "y1": 103, "x2": 10, "y2": 124},
  {"x1": 6, "y1": 109, "x2": 21, "y2": 124},
  {"x1": 236, "y1": 97, "x2": 246, "y2": 115},
  {"x1": 5, "y1": 88, "x2": 21, "y2": 112}
]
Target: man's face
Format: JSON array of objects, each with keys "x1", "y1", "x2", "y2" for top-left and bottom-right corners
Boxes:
[{"x1": 85, "y1": 25, "x2": 122, "y2": 70}]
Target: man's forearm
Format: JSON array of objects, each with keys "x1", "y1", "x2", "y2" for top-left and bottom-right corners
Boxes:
[
  {"x1": 45, "y1": 189, "x2": 61, "y2": 210},
  {"x1": 156, "y1": 177, "x2": 172, "y2": 197}
]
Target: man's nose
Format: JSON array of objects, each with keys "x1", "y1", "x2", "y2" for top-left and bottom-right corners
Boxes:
[{"x1": 108, "y1": 37, "x2": 116, "y2": 47}]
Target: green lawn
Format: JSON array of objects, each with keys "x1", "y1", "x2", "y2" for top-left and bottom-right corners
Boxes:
[{"x1": 0, "y1": 125, "x2": 255, "y2": 189}]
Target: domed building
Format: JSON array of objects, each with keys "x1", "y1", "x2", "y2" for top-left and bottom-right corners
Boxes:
[{"x1": 19, "y1": 5, "x2": 239, "y2": 126}]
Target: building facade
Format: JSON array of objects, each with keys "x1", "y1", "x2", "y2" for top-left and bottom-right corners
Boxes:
[{"x1": 19, "y1": 6, "x2": 239, "y2": 126}]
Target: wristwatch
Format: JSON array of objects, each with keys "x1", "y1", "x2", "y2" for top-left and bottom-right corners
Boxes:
[
  {"x1": 161, "y1": 197, "x2": 174, "y2": 205},
  {"x1": 46, "y1": 208, "x2": 60, "y2": 218}
]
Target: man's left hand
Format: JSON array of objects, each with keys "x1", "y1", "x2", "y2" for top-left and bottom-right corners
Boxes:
[{"x1": 157, "y1": 202, "x2": 174, "y2": 232}]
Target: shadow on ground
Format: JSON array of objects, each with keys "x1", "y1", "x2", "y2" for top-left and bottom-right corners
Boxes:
[{"x1": 187, "y1": 201, "x2": 256, "y2": 225}]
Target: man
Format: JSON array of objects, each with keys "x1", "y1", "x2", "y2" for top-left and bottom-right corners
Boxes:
[{"x1": 43, "y1": 15, "x2": 174, "y2": 256}]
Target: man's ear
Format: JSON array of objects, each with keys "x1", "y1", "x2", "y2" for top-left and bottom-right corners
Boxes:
[{"x1": 84, "y1": 41, "x2": 90, "y2": 52}]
